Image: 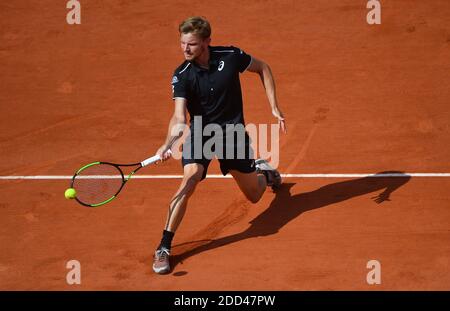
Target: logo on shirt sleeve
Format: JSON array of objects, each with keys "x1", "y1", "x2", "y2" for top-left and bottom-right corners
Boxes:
[{"x1": 172, "y1": 76, "x2": 179, "y2": 85}]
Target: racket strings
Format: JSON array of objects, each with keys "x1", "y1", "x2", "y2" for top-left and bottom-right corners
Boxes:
[{"x1": 72, "y1": 164, "x2": 124, "y2": 205}]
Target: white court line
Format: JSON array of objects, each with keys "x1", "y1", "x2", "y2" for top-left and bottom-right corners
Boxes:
[{"x1": 0, "y1": 173, "x2": 450, "y2": 180}]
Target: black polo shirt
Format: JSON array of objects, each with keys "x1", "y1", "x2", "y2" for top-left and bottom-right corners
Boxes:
[{"x1": 171, "y1": 45, "x2": 252, "y2": 128}]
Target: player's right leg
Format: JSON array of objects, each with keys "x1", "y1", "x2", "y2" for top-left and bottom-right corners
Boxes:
[
  {"x1": 164, "y1": 163, "x2": 204, "y2": 232},
  {"x1": 152, "y1": 163, "x2": 205, "y2": 274}
]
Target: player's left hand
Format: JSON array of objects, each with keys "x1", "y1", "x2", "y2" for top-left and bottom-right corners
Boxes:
[{"x1": 272, "y1": 108, "x2": 287, "y2": 134}]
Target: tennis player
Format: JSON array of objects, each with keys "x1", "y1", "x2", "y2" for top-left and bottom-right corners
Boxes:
[{"x1": 153, "y1": 16, "x2": 286, "y2": 274}]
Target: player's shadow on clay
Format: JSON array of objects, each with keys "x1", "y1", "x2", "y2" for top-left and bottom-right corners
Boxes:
[{"x1": 171, "y1": 171, "x2": 410, "y2": 269}]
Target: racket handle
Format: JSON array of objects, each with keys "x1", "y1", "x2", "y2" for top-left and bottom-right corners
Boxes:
[
  {"x1": 140, "y1": 149, "x2": 172, "y2": 167},
  {"x1": 141, "y1": 155, "x2": 161, "y2": 167}
]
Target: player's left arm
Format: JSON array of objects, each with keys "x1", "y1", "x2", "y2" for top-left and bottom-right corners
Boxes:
[{"x1": 247, "y1": 58, "x2": 287, "y2": 133}]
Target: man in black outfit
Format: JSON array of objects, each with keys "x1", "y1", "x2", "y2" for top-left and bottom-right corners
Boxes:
[{"x1": 153, "y1": 16, "x2": 286, "y2": 274}]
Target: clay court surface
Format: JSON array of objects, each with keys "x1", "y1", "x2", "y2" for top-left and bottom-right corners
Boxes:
[{"x1": 1, "y1": 0, "x2": 449, "y2": 290}]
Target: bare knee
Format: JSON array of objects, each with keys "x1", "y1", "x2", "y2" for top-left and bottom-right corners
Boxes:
[
  {"x1": 230, "y1": 170, "x2": 265, "y2": 204},
  {"x1": 169, "y1": 171, "x2": 202, "y2": 209},
  {"x1": 241, "y1": 185, "x2": 264, "y2": 203},
  {"x1": 182, "y1": 175, "x2": 201, "y2": 194},
  {"x1": 246, "y1": 191, "x2": 263, "y2": 204},
  {"x1": 181, "y1": 164, "x2": 204, "y2": 194}
]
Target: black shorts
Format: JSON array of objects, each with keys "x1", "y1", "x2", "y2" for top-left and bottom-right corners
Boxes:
[{"x1": 181, "y1": 127, "x2": 256, "y2": 180}]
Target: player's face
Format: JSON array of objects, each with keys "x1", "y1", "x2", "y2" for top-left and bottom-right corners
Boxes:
[{"x1": 180, "y1": 32, "x2": 210, "y2": 61}]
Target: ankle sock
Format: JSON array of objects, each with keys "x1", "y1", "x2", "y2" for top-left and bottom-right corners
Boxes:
[{"x1": 158, "y1": 230, "x2": 174, "y2": 250}]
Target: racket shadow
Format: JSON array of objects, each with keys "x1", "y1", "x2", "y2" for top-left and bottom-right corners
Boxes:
[{"x1": 171, "y1": 171, "x2": 411, "y2": 269}]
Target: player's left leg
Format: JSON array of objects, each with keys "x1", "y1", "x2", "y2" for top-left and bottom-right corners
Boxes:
[
  {"x1": 229, "y1": 169, "x2": 267, "y2": 203},
  {"x1": 221, "y1": 130, "x2": 281, "y2": 203}
]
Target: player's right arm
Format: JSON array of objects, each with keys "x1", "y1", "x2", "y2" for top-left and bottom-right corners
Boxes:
[{"x1": 156, "y1": 97, "x2": 187, "y2": 161}]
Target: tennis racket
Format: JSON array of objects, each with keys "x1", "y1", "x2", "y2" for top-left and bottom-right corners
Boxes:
[{"x1": 69, "y1": 152, "x2": 168, "y2": 207}]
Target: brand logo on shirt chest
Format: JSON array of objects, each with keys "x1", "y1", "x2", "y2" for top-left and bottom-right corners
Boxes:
[{"x1": 218, "y1": 61, "x2": 225, "y2": 71}]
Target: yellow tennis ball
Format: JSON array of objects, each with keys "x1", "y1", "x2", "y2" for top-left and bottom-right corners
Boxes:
[{"x1": 64, "y1": 188, "x2": 77, "y2": 200}]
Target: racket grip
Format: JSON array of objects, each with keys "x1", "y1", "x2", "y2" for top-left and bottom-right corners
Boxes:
[{"x1": 141, "y1": 154, "x2": 161, "y2": 167}]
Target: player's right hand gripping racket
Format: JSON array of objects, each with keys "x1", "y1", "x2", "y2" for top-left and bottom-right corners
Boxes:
[{"x1": 69, "y1": 153, "x2": 168, "y2": 207}]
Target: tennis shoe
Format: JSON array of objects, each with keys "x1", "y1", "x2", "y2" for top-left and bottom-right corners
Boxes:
[
  {"x1": 255, "y1": 159, "x2": 282, "y2": 190},
  {"x1": 152, "y1": 247, "x2": 171, "y2": 274}
]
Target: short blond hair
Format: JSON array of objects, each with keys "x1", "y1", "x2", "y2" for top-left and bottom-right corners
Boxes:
[{"x1": 179, "y1": 16, "x2": 211, "y2": 39}]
